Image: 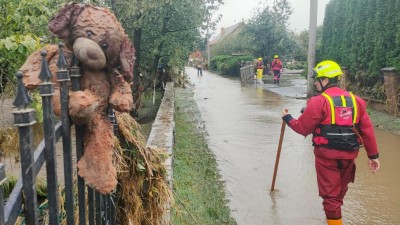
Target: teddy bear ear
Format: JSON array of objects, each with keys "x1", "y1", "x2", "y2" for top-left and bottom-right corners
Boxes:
[
  {"x1": 48, "y1": 3, "x2": 85, "y2": 40},
  {"x1": 119, "y1": 37, "x2": 136, "y2": 82}
]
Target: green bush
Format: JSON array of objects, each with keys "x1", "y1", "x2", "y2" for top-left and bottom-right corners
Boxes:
[
  {"x1": 285, "y1": 61, "x2": 307, "y2": 70},
  {"x1": 210, "y1": 55, "x2": 253, "y2": 76}
]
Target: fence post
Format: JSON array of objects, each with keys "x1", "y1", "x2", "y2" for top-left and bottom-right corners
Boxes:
[
  {"x1": 88, "y1": 188, "x2": 95, "y2": 224},
  {"x1": 240, "y1": 67, "x2": 245, "y2": 87},
  {"x1": 12, "y1": 71, "x2": 39, "y2": 225},
  {"x1": 340, "y1": 67, "x2": 350, "y2": 90},
  {"x1": 70, "y1": 54, "x2": 87, "y2": 225},
  {"x1": 56, "y1": 43, "x2": 75, "y2": 225},
  {"x1": 108, "y1": 107, "x2": 117, "y2": 225},
  {"x1": 38, "y1": 51, "x2": 60, "y2": 225},
  {"x1": 0, "y1": 164, "x2": 5, "y2": 224},
  {"x1": 95, "y1": 192, "x2": 101, "y2": 224},
  {"x1": 381, "y1": 67, "x2": 399, "y2": 115}
]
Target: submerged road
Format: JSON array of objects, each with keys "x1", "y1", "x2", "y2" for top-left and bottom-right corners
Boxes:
[{"x1": 186, "y1": 67, "x2": 400, "y2": 225}]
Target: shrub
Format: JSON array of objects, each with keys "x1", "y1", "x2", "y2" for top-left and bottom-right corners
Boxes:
[{"x1": 210, "y1": 55, "x2": 253, "y2": 76}]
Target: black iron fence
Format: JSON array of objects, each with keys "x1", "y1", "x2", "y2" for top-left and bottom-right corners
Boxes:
[{"x1": 0, "y1": 43, "x2": 115, "y2": 225}]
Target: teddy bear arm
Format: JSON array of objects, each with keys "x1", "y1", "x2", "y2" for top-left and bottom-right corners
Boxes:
[
  {"x1": 109, "y1": 73, "x2": 133, "y2": 112},
  {"x1": 68, "y1": 90, "x2": 100, "y2": 125}
]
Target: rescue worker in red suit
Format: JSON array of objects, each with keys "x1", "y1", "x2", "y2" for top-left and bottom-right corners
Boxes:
[
  {"x1": 270, "y1": 54, "x2": 283, "y2": 86},
  {"x1": 281, "y1": 60, "x2": 380, "y2": 225}
]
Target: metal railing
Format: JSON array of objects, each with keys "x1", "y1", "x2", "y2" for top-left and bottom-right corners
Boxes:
[{"x1": 0, "y1": 43, "x2": 116, "y2": 225}]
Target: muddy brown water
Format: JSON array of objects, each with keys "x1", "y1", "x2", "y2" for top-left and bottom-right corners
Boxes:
[{"x1": 186, "y1": 67, "x2": 400, "y2": 225}]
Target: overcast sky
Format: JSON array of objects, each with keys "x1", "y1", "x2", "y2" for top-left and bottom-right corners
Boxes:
[{"x1": 212, "y1": 0, "x2": 330, "y2": 35}]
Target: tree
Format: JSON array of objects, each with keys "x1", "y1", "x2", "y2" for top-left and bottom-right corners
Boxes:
[
  {"x1": 239, "y1": 0, "x2": 296, "y2": 61},
  {"x1": 112, "y1": 0, "x2": 222, "y2": 89},
  {"x1": 0, "y1": 0, "x2": 54, "y2": 94},
  {"x1": 294, "y1": 26, "x2": 324, "y2": 62}
]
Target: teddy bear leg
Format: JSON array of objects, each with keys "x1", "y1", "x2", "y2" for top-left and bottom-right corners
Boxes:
[{"x1": 77, "y1": 113, "x2": 117, "y2": 194}]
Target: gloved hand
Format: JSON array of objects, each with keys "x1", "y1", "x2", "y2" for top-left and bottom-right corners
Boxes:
[
  {"x1": 281, "y1": 108, "x2": 289, "y2": 117},
  {"x1": 281, "y1": 109, "x2": 292, "y2": 125}
]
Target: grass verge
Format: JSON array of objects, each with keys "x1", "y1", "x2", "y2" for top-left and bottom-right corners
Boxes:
[
  {"x1": 172, "y1": 86, "x2": 237, "y2": 225},
  {"x1": 368, "y1": 107, "x2": 400, "y2": 135}
]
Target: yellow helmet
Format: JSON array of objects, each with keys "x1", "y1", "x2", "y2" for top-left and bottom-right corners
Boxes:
[
  {"x1": 258, "y1": 57, "x2": 262, "y2": 60},
  {"x1": 274, "y1": 55, "x2": 279, "y2": 59},
  {"x1": 312, "y1": 60, "x2": 342, "y2": 79}
]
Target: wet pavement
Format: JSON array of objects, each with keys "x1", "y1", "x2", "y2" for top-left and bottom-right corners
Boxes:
[{"x1": 186, "y1": 67, "x2": 400, "y2": 225}]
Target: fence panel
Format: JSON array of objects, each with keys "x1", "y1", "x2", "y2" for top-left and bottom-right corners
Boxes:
[
  {"x1": 240, "y1": 64, "x2": 254, "y2": 87},
  {"x1": 0, "y1": 43, "x2": 116, "y2": 225}
]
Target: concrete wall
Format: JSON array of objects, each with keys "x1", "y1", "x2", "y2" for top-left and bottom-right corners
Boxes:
[{"x1": 146, "y1": 82, "x2": 174, "y2": 224}]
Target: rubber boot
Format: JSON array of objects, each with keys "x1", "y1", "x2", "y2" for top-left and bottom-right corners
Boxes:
[{"x1": 327, "y1": 219, "x2": 342, "y2": 225}]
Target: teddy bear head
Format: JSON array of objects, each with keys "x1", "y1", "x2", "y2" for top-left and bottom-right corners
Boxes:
[{"x1": 48, "y1": 3, "x2": 135, "y2": 82}]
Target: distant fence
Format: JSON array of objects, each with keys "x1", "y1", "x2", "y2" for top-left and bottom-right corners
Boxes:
[
  {"x1": 240, "y1": 64, "x2": 254, "y2": 87},
  {"x1": 341, "y1": 67, "x2": 400, "y2": 116},
  {"x1": 0, "y1": 43, "x2": 115, "y2": 225}
]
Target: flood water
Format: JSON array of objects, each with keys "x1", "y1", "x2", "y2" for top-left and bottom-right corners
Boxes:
[{"x1": 186, "y1": 67, "x2": 400, "y2": 225}]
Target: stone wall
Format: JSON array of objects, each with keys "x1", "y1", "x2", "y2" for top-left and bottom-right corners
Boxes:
[{"x1": 382, "y1": 67, "x2": 399, "y2": 115}]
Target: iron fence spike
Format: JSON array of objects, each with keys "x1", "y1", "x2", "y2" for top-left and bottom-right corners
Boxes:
[
  {"x1": 57, "y1": 43, "x2": 68, "y2": 70},
  {"x1": 13, "y1": 71, "x2": 32, "y2": 109},
  {"x1": 38, "y1": 50, "x2": 52, "y2": 82}
]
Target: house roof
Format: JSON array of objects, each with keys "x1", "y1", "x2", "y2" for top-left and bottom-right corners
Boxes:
[
  {"x1": 209, "y1": 22, "x2": 244, "y2": 46},
  {"x1": 188, "y1": 49, "x2": 203, "y2": 60}
]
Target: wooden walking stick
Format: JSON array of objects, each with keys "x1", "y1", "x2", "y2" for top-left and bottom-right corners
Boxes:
[{"x1": 270, "y1": 109, "x2": 288, "y2": 192}]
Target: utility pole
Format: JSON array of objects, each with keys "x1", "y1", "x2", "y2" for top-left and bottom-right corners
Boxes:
[
  {"x1": 206, "y1": 13, "x2": 211, "y2": 68},
  {"x1": 207, "y1": 26, "x2": 210, "y2": 67},
  {"x1": 306, "y1": 0, "x2": 318, "y2": 98},
  {"x1": 206, "y1": 9, "x2": 217, "y2": 68}
]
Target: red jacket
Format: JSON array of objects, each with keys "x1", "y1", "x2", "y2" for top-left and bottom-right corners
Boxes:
[
  {"x1": 284, "y1": 86, "x2": 379, "y2": 160},
  {"x1": 271, "y1": 59, "x2": 282, "y2": 71}
]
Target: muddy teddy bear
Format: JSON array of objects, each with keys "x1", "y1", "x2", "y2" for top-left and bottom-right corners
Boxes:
[{"x1": 20, "y1": 3, "x2": 136, "y2": 194}]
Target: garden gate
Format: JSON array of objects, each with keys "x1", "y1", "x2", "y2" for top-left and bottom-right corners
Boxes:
[{"x1": 0, "y1": 43, "x2": 116, "y2": 225}]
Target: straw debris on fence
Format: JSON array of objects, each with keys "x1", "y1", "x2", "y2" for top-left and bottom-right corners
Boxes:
[{"x1": 114, "y1": 112, "x2": 173, "y2": 225}]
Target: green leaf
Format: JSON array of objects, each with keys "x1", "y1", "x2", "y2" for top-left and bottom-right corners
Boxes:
[
  {"x1": 17, "y1": 45, "x2": 26, "y2": 54},
  {"x1": 137, "y1": 163, "x2": 146, "y2": 171},
  {"x1": 3, "y1": 39, "x2": 14, "y2": 50}
]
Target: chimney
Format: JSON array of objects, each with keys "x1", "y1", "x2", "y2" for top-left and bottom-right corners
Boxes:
[{"x1": 221, "y1": 27, "x2": 225, "y2": 35}]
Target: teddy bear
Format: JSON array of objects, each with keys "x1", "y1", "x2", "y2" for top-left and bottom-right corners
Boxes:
[{"x1": 20, "y1": 3, "x2": 136, "y2": 194}]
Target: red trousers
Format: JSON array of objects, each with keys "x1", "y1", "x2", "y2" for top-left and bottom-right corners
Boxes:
[{"x1": 315, "y1": 157, "x2": 356, "y2": 219}]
